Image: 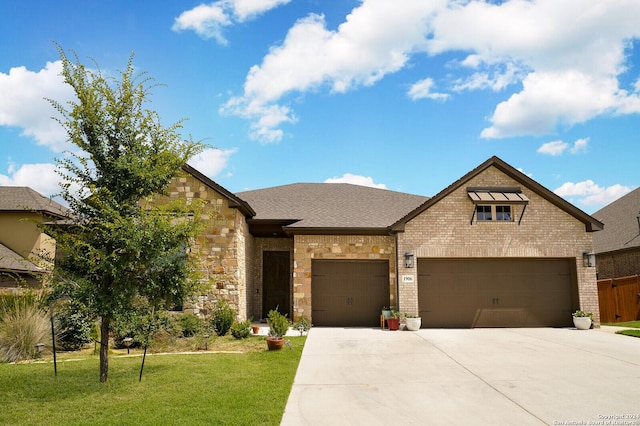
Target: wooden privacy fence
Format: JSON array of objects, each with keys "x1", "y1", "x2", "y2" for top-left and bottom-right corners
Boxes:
[{"x1": 597, "y1": 275, "x2": 640, "y2": 323}]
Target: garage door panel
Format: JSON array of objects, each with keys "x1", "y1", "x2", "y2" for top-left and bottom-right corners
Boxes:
[
  {"x1": 418, "y1": 258, "x2": 575, "y2": 328},
  {"x1": 312, "y1": 260, "x2": 389, "y2": 327}
]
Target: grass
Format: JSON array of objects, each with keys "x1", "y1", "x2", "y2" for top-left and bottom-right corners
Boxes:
[
  {"x1": 0, "y1": 335, "x2": 306, "y2": 425},
  {"x1": 602, "y1": 320, "x2": 640, "y2": 339}
]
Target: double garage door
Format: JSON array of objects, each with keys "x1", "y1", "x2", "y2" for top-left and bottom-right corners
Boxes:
[
  {"x1": 312, "y1": 260, "x2": 389, "y2": 327},
  {"x1": 418, "y1": 258, "x2": 577, "y2": 328}
]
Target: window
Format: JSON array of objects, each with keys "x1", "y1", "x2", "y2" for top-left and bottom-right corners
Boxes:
[
  {"x1": 476, "y1": 205, "x2": 492, "y2": 221},
  {"x1": 476, "y1": 205, "x2": 512, "y2": 222},
  {"x1": 496, "y1": 205, "x2": 511, "y2": 221}
]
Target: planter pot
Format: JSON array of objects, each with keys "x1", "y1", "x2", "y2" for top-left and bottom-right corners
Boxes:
[
  {"x1": 252, "y1": 326, "x2": 261, "y2": 335},
  {"x1": 573, "y1": 316, "x2": 592, "y2": 330},
  {"x1": 381, "y1": 309, "x2": 392, "y2": 319},
  {"x1": 386, "y1": 318, "x2": 400, "y2": 331},
  {"x1": 405, "y1": 317, "x2": 421, "y2": 331},
  {"x1": 266, "y1": 337, "x2": 284, "y2": 350}
]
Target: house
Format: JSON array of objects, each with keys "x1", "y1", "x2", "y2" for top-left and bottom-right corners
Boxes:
[
  {"x1": 166, "y1": 156, "x2": 603, "y2": 327},
  {"x1": 592, "y1": 187, "x2": 640, "y2": 280},
  {"x1": 591, "y1": 187, "x2": 640, "y2": 322},
  {"x1": 0, "y1": 187, "x2": 69, "y2": 291}
]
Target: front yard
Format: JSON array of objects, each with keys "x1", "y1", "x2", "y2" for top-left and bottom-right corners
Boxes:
[{"x1": 0, "y1": 335, "x2": 305, "y2": 425}]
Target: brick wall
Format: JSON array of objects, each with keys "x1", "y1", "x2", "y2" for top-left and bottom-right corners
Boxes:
[
  {"x1": 397, "y1": 166, "x2": 600, "y2": 323},
  {"x1": 292, "y1": 234, "x2": 396, "y2": 322},
  {"x1": 596, "y1": 248, "x2": 640, "y2": 280}
]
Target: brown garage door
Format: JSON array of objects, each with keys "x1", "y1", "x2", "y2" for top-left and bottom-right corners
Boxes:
[
  {"x1": 312, "y1": 260, "x2": 389, "y2": 327},
  {"x1": 418, "y1": 258, "x2": 577, "y2": 328}
]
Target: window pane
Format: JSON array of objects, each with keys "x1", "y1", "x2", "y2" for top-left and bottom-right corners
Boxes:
[
  {"x1": 496, "y1": 205, "x2": 511, "y2": 221},
  {"x1": 476, "y1": 205, "x2": 492, "y2": 221}
]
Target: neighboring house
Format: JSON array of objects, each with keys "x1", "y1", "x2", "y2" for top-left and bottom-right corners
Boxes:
[
  {"x1": 0, "y1": 187, "x2": 69, "y2": 291},
  {"x1": 592, "y1": 187, "x2": 640, "y2": 280},
  {"x1": 168, "y1": 156, "x2": 603, "y2": 328}
]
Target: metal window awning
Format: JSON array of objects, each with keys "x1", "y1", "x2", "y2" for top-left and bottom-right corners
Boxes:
[
  {"x1": 467, "y1": 187, "x2": 529, "y2": 225},
  {"x1": 467, "y1": 187, "x2": 529, "y2": 204}
]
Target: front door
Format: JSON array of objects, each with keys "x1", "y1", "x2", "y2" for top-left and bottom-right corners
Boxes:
[{"x1": 262, "y1": 251, "x2": 291, "y2": 318}]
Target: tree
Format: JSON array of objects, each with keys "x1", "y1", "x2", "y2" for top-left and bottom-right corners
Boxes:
[{"x1": 45, "y1": 45, "x2": 204, "y2": 382}]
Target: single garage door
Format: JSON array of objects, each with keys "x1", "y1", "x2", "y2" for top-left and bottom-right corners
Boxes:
[
  {"x1": 418, "y1": 258, "x2": 577, "y2": 328},
  {"x1": 312, "y1": 260, "x2": 389, "y2": 327}
]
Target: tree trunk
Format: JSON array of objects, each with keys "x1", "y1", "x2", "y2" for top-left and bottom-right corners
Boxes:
[{"x1": 99, "y1": 316, "x2": 110, "y2": 383}]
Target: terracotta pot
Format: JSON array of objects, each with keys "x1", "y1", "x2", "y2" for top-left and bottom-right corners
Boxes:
[
  {"x1": 266, "y1": 337, "x2": 284, "y2": 350},
  {"x1": 252, "y1": 326, "x2": 261, "y2": 335},
  {"x1": 386, "y1": 318, "x2": 400, "y2": 331}
]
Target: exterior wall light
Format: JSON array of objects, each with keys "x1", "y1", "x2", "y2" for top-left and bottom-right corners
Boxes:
[
  {"x1": 404, "y1": 252, "x2": 415, "y2": 268},
  {"x1": 583, "y1": 252, "x2": 596, "y2": 268}
]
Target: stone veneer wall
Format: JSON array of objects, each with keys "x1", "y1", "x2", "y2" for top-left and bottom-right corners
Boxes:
[
  {"x1": 161, "y1": 173, "x2": 250, "y2": 319},
  {"x1": 396, "y1": 166, "x2": 600, "y2": 323},
  {"x1": 292, "y1": 235, "x2": 396, "y2": 322},
  {"x1": 248, "y1": 238, "x2": 294, "y2": 320}
]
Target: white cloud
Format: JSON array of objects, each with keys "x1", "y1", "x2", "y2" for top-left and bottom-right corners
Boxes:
[
  {"x1": 554, "y1": 180, "x2": 632, "y2": 207},
  {"x1": 172, "y1": 0, "x2": 291, "y2": 45},
  {"x1": 0, "y1": 163, "x2": 61, "y2": 197},
  {"x1": 188, "y1": 147, "x2": 237, "y2": 178},
  {"x1": 324, "y1": 173, "x2": 387, "y2": 189},
  {"x1": 0, "y1": 61, "x2": 72, "y2": 152},
  {"x1": 570, "y1": 137, "x2": 589, "y2": 154},
  {"x1": 222, "y1": 2, "x2": 444, "y2": 141},
  {"x1": 408, "y1": 78, "x2": 449, "y2": 101},
  {"x1": 222, "y1": 0, "x2": 640, "y2": 142},
  {"x1": 537, "y1": 140, "x2": 568, "y2": 156},
  {"x1": 538, "y1": 137, "x2": 588, "y2": 156}
]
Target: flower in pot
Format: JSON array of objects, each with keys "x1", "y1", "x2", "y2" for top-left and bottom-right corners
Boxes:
[
  {"x1": 386, "y1": 310, "x2": 400, "y2": 331},
  {"x1": 266, "y1": 309, "x2": 291, "y2": 350},
  {"x1": 572, "y1": 310, "x2": 593, "y2": 330},
  {"x1": 404, "y1": 313, "x2": 422, "y2": 331}
]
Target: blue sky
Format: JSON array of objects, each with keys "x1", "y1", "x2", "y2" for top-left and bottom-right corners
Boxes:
[{"x1": 1, "y1": 0, "x2": 639, "y2": 214}]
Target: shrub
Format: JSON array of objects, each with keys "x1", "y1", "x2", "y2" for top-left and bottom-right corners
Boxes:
[
  {"x1": 55, "y1": 301, "x2": 93, "y2": 351},
  {"x1": 178, "y1": 313, "x2": 203, "y2": 337},
  {"x1": 267, "y1": 309, "x2": 290, "y2": 338},
  {"x1": 112, "y1": 308, "x2": 182, "y2": 348},
  {"x1": 230, "y1": 319, "x2": 251, "y2": 339},
  {"x1": 0, "y1": 297, "x2": 52, "y2": 362},
  {"x1": 209, "y1": 300, "x2": 236, "y2": 336}
]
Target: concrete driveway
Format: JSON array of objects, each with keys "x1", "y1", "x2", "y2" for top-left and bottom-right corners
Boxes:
[{"x1": 281, "y1": 327, "x2": 640, "y2": 425}]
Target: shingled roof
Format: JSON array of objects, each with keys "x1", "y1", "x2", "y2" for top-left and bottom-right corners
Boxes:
[
  {"x1": 0, "y1": 243, "x2": 43, "y2": 273},
  {"x1": 238, "y1": 183, "x2": 428, "y2": 234},
  {"x1": 592, "y1": 187, "x2": 640, "y2": 254},
  {"x1": 0, "y1": 187, "x2": 68, "y2": 218}
]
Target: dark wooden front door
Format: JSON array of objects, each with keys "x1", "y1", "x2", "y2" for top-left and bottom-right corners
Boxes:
[{"x1": 263, "y1": 251, "x2": 291, "y2": 318}]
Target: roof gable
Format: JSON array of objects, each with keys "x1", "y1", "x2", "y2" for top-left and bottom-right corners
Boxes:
[
  {"x1": 592, "y1": 187, "x2": 640, "y2": 254},
  {"x1": 182, "y1": 165, "x2": 255, "y2": 217},
  {"x1": 392, "y1": 156, "x2": 603, "y2": 232}
]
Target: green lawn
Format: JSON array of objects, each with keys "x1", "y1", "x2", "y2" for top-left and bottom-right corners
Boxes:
[
  {"x1": 0, "y1": 336, "x2": 305, "y2": 425},
  {"x1": 602, "y1": 320, "x2": 640, "y2": 338},
  {"x1": 602, "y1": 320, "x2": 640, "y2": 328}
]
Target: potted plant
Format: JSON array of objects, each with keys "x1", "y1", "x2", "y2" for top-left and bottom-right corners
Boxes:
[
  {"x1": 404, "y1": 313, "x2": 422, "y2": 331},
  {"x1": 386, "y1": 310, "x2": 400, "y2": 331},
  {"x1": 266, "y1": 309, "x2": 290, "y2": 350},
  {"x1": 572, "y1": 310, "x2": 593, "y2": 330},
  {"x1": 381, "y1": 306, "x2": 392, "y2": 319}
]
